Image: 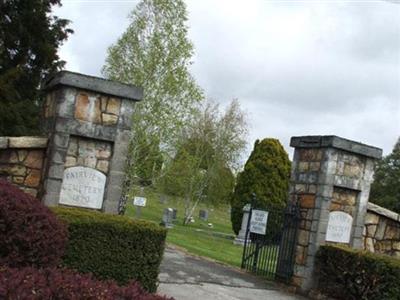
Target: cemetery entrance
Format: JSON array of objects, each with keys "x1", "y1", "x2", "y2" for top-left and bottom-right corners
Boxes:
[{"x1": 241, "y1": 203, "x2": 300, "y2": 282}]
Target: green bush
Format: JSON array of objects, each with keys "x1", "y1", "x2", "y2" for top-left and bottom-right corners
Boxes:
[
  {"x1": 316, "y1": 245, "x2": 400, "y2": 300},
  {"x1": 53, "y1": 207, "x2": 167, "y2": 293},
  {"x1": 230, "y1": 138, "x2": 291, "y2": 234}
]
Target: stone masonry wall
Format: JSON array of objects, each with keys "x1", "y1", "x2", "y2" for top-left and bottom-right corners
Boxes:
[
  {"x1": 363, "y1": 202, "x2": 400, "y2": 258},
  {"x1": 65, "y1": 136, "x2": 112, "y2": 175},
  {"x1": 0, "y1": 137, "x2": 47, "y2": 197},
  {"x1": 288, "y1": 136, "x2": 379, "y2": 292}
]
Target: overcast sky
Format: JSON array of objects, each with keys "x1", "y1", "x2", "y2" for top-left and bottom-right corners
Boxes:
[{"x1": 55, "y1": 0, "x2": 400, "y2": 158}]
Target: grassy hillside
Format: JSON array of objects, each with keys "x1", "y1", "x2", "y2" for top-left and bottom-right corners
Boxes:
[{"x1": 124, "y1": 186, "x2": 244, "y2": 267}]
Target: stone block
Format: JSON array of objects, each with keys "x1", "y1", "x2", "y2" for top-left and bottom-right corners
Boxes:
[
  {"x1": 295, "y1": 245, "x2": 307, "y2": 265},
  {"x1": 43, "y1": 178, "x2": 62, "y2": 193},
  {"x1": 393, "y1": 242, "x2": 400, "y2": 251},
  {"x1": 84, "y1": 156, "x2": 97, "y2": 168},
  {"x1": 12, "y1": 176, "x2": 24, "y2": 184},
  {"x1": 308, "y1": 184, "x2": 317, "y2": 194},
  {"x1": 25, "y1": 169, "x2": 42, "y2": 187},
  {"x1": 298, "y1": 162, "x2": 309, "y2": 172},
  {"x1": 375, "y1": 240, "x2": 392, "y2": 252},
  {"x1": 74, "y1": 93, "x2": 101, "y2": 123},
  {"x1": 297, "y1": 229, "x2": 310, "y2": 246},
  {"x1": 106, "y1": 98, "x2": 121, "y2": 115},
  {"x1": 96, "y1": 160, "x2": 109, "y2": 173},
  {"x1": 48, "y1": 164, "x2": 64, "y2": 179},
  {"x1": 100, "y1": 96, "x2": 108, "y2": 111},
  {"x1": 375, "y1": 219, "x2": 387, "y2": 240},
  {"x1": 0, "y1": 137, "x2": 8, "y2": 149},
  {"x1": 295, "y1": 184, "x2": 306, "y2": 193},
  {"x1": 384, "y1": 226, "x2": 400, "y2": 240},
  {"x1": 9, "y1": 151, "x2": 19, "y2": 163},
  {"x1": 366, "y1": 225, "x2": 377, "y2": 237},
  {"x1": 102, "y1": 113, "x2": 118, "y2": 125},
  {"x1": 65, "y1": 156, "x2": 77, "y2": 168},
  {"x1": 54, "y1": 133, "x2": 70, "y2": 149},
  {"x1": 24, "y1": 150, "x2": 44, "y2": 169},
  {"x1": 8, "y1": 137, "x2": 47, "y2": 148},
  {"x1": 365, "y1": 212, "x2": 379, "y2": 225},
  {"x1": 10, "y1": 165, "x2": 26, "y2": 176},
  {"x1": 96, "y1": 148, "x2": 111, "y2": 159},
  {"x1": 57, "y1": 88, "x2": 76, "y2": 117},
  {"x1": 67, "y1": 137, "x2": 78, "y2": 156},
  {"x1": 17, "y1": 150, "x2": 28, "y2": 162},
  {"x1": 299, "y1": 194, "x2": 315, "y2": 209},
  {"x1": 309, "y1": 162, "x2": 321, "y2": 172}
]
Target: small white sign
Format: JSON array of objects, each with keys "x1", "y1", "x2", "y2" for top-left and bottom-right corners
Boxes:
[
  {"x1": 326, "y1": 211, "x2": 353, "y2": 243},
  {"x1": 133, "y1": 196, "x2": 147, "y2": 207},
  {"x1": 250, "y1": 210, "x2": 269, "y2": 235},
  {"x1": 60, "y1": 166, "x2": 106, "y2": 209}
]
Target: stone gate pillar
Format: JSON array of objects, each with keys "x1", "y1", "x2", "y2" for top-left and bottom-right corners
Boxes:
[
  {"x1": 40, "y1": 71, "x2": 142, "y2": 214},
  {"x1": 288, "y1": 136, "x2": 382, "y2": 292}
]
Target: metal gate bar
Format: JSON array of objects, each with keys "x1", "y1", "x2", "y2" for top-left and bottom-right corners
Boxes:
[{"x1": 241, "y1": 203, "x2": 300, "y2": 281}]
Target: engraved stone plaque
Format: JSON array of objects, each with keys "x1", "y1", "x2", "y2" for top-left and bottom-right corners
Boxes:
[
  {"x1": 326, "y1": 211, "x2": 353, "y2": 243},
  {"x1": 59, "y1": 166, "x2": 106, "y2": 209}
]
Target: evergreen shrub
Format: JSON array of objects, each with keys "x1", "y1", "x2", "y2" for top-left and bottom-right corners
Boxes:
[
  {"x1": 53, "y1": 207, "x2": 167, "y2": 292},
  {"x1": 230, "y1": 138, "x2": 291, "y2": 234},
  {"x1": 0, "y1": 266, "x2": 173, "y2": 300},
  {"x1": 316, "y1": 245, "x2": 400, "y2": 300},
  {"x1": 0, "y1": 180, "x2": 67, "y2": 268}
]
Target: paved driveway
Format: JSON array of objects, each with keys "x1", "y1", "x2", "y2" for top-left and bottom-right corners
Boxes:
[{"x1": 157, "y1": 246, "x2": 306, "y2": 300}]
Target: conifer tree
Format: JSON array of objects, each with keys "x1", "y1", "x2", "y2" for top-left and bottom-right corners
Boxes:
[
  {"x1": 370, "y1": 138, "x2": 400, "y2": 213},
  {"x1": 230, "y1": 138, "x2": 291, "y2": 234},
  {"x1": 0, "y1": 0, "x2": 72, "y2": 135}
]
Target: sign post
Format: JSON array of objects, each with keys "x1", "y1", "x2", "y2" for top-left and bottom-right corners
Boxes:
[{"x1": 133, "y1": 196, "x2": 146, "y2": 218}]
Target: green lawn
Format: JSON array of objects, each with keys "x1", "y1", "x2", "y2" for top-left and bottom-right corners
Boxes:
[{"x1": 124, "y1": 186, "x2": 244, "y2": 268}]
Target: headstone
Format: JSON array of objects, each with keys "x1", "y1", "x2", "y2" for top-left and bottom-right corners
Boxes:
[
  {"x1": 172, "y1": 208, "x2": 178, "y2": 220},
  {"x1": 199, "y1": 209, "x2": 209, "y2": 221},
  {"x1": 326, "y1": 211, "x2": 353, "y2": 243},
  {"x1": 250, "y1": 209, "x2": 269, "y2": 235},
  {"x1": 159, "y1": 194, "x2": 168, "y2": 204},
  {"x1": 233, "y1": 204, "x2": 252, "y2": 245},
  {"x1": 59, "y1": 166, "x2": 106, "y2": 209},
  {"x1": 161, "y1": 208, "x2": 174, "y2": 228}
]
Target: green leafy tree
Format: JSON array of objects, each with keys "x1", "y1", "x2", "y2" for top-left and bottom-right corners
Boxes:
[
  {"x1": 158, "y1": 100, "x2": 247, "y2": 224},
  {"x1": 230, "y1": 138, "x2": 291, "y2": 235},
  {"x1": 103, "y1": 0, "x2": 203, "y2": 186},
  {"x1": 0, "y1": 0, "x2": 72, "y2": 135},
  {"x1": 370, "y1": 138, "x2": 400, "y2": 213}
]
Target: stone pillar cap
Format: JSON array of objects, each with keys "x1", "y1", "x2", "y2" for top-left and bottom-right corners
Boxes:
[
  {"x1": 42, "y1": 71, "x2": 143, "y2": 101},
  {"x1": 290, "y1": 135, "x2": 382, "y2": 159}
]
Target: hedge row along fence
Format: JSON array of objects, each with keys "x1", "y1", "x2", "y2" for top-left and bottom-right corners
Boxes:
[
  {"x1": 316, "y1": 245, "x2": 400, "y2": 300},
  {"x1": 53, "y1": 207, "x2": 167, "y2": 293}
]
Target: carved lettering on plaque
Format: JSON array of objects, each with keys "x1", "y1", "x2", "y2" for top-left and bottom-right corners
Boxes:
[
  {"x1": 326, "y1": 211, "x2": 353, "y2": 243},
  {"x1": 59, "y1": 166, "x2": 106, "y2": 209}
]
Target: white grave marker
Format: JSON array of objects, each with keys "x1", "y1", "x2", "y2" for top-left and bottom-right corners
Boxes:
[
  {"x1": 133, "y1": 196, "x2": 147, "y2": 207},
  {"x1": 250, "y1": 210, "x2": 269, "y2": 235},
  {"x1": 326, "y1": 211, "x2": 353, "y2": 243},
  {"x1": 60, "y1": 166, "x2": 106, "y2": 209}
]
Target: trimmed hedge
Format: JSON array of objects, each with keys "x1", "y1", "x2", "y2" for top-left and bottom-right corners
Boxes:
[
  {"x1": 0, "y1": 180, "x2": 67, "y2": 268},
  {"x1": 0, "y1": 266, "x2": 173, "y2": 300},
  {"x1": 316, "y1": 245, "x2": 400, "y2": 300},
  {"x1": 53, "y1": 207, "x2": 167, "y2": 293}
]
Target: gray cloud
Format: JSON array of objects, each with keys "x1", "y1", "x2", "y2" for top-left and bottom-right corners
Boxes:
[{"x1": 55, "y1": 0, "x2": 400, "y2": 158}]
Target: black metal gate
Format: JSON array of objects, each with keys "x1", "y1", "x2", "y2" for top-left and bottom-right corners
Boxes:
[{"x1": 241, "y1": 203, "x2": 300, "y2": 281}]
